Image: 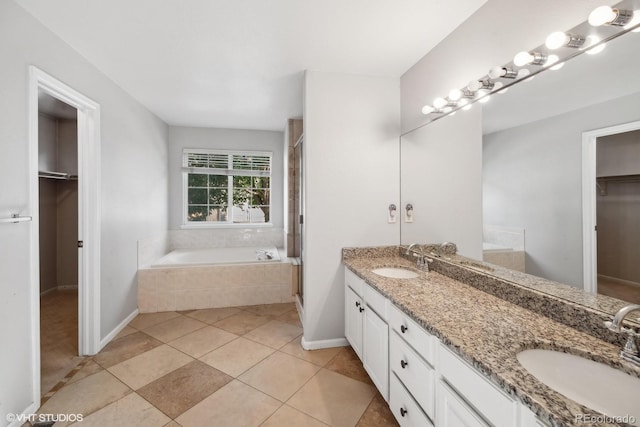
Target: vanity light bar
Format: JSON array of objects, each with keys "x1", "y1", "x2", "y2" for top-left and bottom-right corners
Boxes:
[{"x1": 419, "y1": 1, "x2": 639, "y2": 121}]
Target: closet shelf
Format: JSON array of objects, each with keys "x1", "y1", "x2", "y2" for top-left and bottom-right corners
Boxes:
[
  {"x1": 596, "y1": 174, "x2": 640, "y2": 196},
  {"x1": 38, "y1": 170, "x2": 78, "y2": 181}
]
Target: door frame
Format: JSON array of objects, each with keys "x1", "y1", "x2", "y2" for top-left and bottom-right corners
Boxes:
[
  {"x1": 28, "y1": 66, "x2": 101, "y2": 401},
  {"x1": 582, "y1": 120, "x2": 640, "y2": 293}
]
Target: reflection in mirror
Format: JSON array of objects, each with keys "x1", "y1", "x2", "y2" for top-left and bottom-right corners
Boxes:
[
  {"x1": 482, "y1": 29, "x2": 640, "y2": 305},
  {"x1": 400, "y1": 2, "x2": 640, "y2": 310}
]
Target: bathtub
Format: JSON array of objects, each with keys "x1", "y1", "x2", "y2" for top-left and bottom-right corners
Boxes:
[
  {"x1": 152, "y1": 247, "x2": 281, "y2": 268},
  {"x1": 138, "y1": 246, "x2": 293, "y2": 313}
]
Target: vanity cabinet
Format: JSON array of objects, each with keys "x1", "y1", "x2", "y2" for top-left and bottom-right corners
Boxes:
[
  {"x1": 344, "y1": 266, "x2": 547, "y2": 427},
  {"x1": 344, "y1": 268, "x2": 389, "y2": 400}
]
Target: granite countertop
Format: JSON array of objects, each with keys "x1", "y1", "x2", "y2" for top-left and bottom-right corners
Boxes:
[{"x1": 343, "y1": 254, "x2": 640, "y2": 427}]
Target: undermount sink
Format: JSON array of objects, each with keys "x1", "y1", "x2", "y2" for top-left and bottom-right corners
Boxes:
[
  {"x1": 517, "y1": 349, "x2": 640, "y2": 425},
  {"x1": 371, "y1": 267, "x2": 419, "y2": 279}
]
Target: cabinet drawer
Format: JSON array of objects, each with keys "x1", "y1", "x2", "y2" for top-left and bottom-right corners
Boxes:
[
  {"x1": 390, "y1": 373, "x2": 434, "y2": 427},
  {"x1": 364, "y1": 283, "x2": 388, "y2": 321},
  {"x1": 439, "y1": 343, "x2": 517, "y2": 427},
  {"x1": 390, "y1": 331, "x2": 435, "y2": 419},
  {"x1": 389, "y1": 304, "x2": 435, "y2": 365},
  {"x1": 437, "y1": 380, "x2": 490, "y2": 427},
  {"x1": 345, "y1": 267, "x2": 363, "y2": 296}
]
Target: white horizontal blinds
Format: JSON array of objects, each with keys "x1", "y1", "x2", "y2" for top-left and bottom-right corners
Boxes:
[
  {"x1": 184, "y1": 150, "x2": 271, "y2": 177},
  {"x1": 184, "y1": 149, "x2": 272, "y2": 224}
]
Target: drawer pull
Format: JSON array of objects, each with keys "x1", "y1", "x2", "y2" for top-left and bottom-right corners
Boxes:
[
  {"x1": 355, "y1": 301, "x2": 361, "y2": 307},
  {"x1": 400, "y1": 359, "x2": 408, "y2": 369},
  {"x1": 400, "y1": 407, "x2": 407, "y2": 417},
  {"x1": 359, "y1": 307, "x2": 365, "y2": 312},
  {"x1": 401, "y1": 325, "x2": 408, "y2": 333}
]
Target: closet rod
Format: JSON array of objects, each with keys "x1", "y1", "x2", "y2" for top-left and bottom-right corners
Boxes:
[
  {"x1": 0, "y1": 214, "x2": 32, "y2": 224},
  {"x1": 38, "y1": 170, "x2": 78, "y2": 180}
]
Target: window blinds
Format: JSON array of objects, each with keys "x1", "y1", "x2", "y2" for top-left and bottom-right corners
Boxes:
[{"x1": 183, "y1": 150, "x2": 271, "y2": 177}]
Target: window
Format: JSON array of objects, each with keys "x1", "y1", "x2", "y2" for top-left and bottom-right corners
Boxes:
[{"x1": 183, "y1": 149, "x2": 272, "y2": 225}]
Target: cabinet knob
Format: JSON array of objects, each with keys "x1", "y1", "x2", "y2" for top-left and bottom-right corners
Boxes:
[
  {"x1": 359, "y1": 307, "x2": 364, "y2": 312},
  {"x1": 400, "y1": 359, "x2": 408, "y2": 369},
  {"x1": 355, "y1": 301, "x2": 361, "y2": 307},
  {"x1": 400, "y1": 407, "x2": 407, "y2": 417},
  {"x1": 400, "y1": 325, "x2": 408, "y2": 333}
]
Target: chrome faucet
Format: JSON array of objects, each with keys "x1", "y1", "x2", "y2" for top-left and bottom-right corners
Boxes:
[
  {"x1": 434, "y1": 241, "x2": 456, "y2": 257},
  {"x1": 405, "y1": 244, "x2": 432, "y2": 270},
  {"x1": 606, "y1": 304, "x2": 640, "y2": 367}
]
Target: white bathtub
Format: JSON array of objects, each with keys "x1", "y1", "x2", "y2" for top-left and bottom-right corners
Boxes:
[{"x1": 152, "y1": 246, "x2": 281, "y2": 268}]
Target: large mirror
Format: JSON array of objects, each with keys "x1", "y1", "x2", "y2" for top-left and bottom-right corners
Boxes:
[{"x1": 400, "y1": 13, "x2": 640, "y2": 308}]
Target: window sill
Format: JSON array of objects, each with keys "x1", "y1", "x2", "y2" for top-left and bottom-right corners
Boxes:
[{"x1": 179, "y1": 222, "x2": 274, "y2": 230}]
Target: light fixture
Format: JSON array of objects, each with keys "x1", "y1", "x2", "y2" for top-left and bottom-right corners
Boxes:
[
  {"x1": 448, "y1": 88, "x2": 463, "y2": 101},
  {"x1": 442, "y1": 106, "x2": 453, "y2": 113},
  {"x1": 545, "y1": 32, "x2": 586, "y2": 49},
  {"x1": 421, "y1": 105, "x2": 434, "y2": 115},
  {"x1": 625, "y1": 10, "x2": 640, "y2": 31},
  {"x1": 589, "y1": 5, "x2": 634, "y2": 26},
  {"x1": 585, "y1": 35, "x2": 607, "y2": 55},
  {"x1": 513, "y1": 51, "x2": 548, "y2": 66},
  {"x1": 433, "y1": 97, "x2": 447, "y2": 109},
  {"x1": 467, "y1": 79, "x2": 494, "y2": 92},
  {"x1": 517, "y1": 68, "x2": 531, "y2": 79},
  {"x1": 488, "y1": 66, "x2": 518, "y2": 79}
]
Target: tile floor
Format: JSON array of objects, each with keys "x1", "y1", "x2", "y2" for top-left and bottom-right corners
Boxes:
[
  {"x1": 35, "y1": 302, "x2": 399, "y2": 427},
  {"x1": 40, "y1": 289, "x2": 83, "y2": 395}
]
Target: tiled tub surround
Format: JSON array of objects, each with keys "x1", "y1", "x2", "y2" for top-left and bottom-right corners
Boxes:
[
  {"x1": 343, "y1": 247, "x2": 640, "y2": 426},
  {"x1": 137, "y1": 228, "x2": 291, "y2": 312},
  {"x1": 138, "y1": 261, "x2": 293, "y2": 313}
]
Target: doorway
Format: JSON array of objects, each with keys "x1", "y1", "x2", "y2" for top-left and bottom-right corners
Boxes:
[
  {"x1": 38, "y1": 92, "x2": 82, "y2": 394},
  {"x1": 28, "y1": 67, "x2": 101, "y2": 403},
  {"x1": 582, "y1": 121, "x2": 640, "y2": 304}
]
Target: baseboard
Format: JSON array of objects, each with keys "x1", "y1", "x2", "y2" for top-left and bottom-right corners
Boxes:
[
  {"x1": 10, "y1": 401, "x2": 40, "y2": 427},
  {"x1": 40, "y1": 287, "x2": 57, "y2": 297},
  {"x1": 598, "y1": 274, "x2": 640, "y2": 288},
  {"x1": 301, "y1": 336, "x2": 349, "y2": 350},
  {"x1": 58, "y1": 284, "x2": 78, "y2": 291},
  {"x1": 99, "y1": 308, "x2": 139, "y2": 351}
]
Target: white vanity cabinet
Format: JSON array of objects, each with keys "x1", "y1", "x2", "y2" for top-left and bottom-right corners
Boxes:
[
  {"x1": 344, "y1": 268, "x2": 389, "y2": 400},
  {"x1": 344, "y1": 265, "x2": 549, "y2": 427}
]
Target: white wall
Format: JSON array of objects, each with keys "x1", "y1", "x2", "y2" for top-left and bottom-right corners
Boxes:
[
  {"x1": 303, "y1": 70, "x2": 400, "y2": 344},
  {"x1": 0, "y1": 1, "x2": 168, "y2": 423},
  {"x1": 400, "y1": 108, "x2": 483, "y2": 260},
  {"x1": 168, "y1": 126, "x2": 284, "y2": 231},
  {"x1": 483, "y1": 92, "x2": 640, "y2": 287}
]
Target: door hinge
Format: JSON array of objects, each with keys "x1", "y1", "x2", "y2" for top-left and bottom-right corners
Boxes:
[
  {"x1": 78, "y1": 240, "x2": 84, "y2": 248},
  {"x1": 299, "y1": 214, "x2": 303, "y2": 224},
  {"x1": 595, "y1": 225, "x2": 598, "y2": 231}
]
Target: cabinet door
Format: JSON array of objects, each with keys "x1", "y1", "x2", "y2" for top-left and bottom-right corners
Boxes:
[
  {"x1": 363, "y1": 304, "x2": 389, "y2": 400},
  {"x1": 437, "y1": 380, "x2": 490, "y2": 427},
  {"x1": 345, "y1": 286, "x2": 364, "y2": 359}
]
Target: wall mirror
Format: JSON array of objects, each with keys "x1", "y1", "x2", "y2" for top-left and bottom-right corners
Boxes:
[{"x1": 400, "y1": 2, "x2": 640, "y2": 311}]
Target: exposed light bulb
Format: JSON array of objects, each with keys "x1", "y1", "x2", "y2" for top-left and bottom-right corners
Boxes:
[
  {"x1": 545, "y1": 54, "x2": 560, "y2": 67},
  {"x1": 545, "y1": 32, "x2": 569, "y2": 49},
  {"x1": 513, "y1": 51, "x2": 534, "y2": 67},
  {"x1": 585, "y1": 36, "x2": 606, "y2": 55},
  {"x1": 433, "y1": 97, "x2": 447, "y2": 109},
  {"x1": 467, "y1": 80, "x2": 482, "y2": 92},
  {"x1": 421, "y1": 105, "x2": 435, "y2": 115},
  {"x1": 550, "y1": 61, "x2": 565, "y2": 71},
  {"x1": 488, "y1": 66, "x2": 506, "y2": 79},
  {"x1": 589, "y1": 5, "x2": 617, "y2": 26},
  {"x1": 449, "y1": 88, "x2": 462, "y2": 101}
]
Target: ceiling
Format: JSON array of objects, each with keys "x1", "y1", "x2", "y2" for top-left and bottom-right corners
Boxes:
[{"x1": 15, "y1": 0, "x2": 485, "y2": 131}]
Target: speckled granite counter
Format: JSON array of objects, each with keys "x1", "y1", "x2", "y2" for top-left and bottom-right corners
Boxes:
[{"x1": 343, "y1": 248, "x2": 640, "y2": 427}]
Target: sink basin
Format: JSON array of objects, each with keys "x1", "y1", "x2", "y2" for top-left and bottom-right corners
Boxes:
[
  {"x1": 517, "y1": 349, "x2": 640, "y2": 424},
  {"x1": 371, "y1": 267, "x2": 419, "y2": 279}
]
